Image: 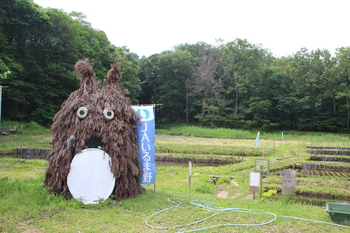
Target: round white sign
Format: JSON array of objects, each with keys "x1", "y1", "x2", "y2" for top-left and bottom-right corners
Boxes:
[{"x1": 67, "y1": 148, "x2": 115, "y2": 204}]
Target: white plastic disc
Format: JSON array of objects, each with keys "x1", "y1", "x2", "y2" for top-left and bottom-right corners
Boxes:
[{"x1": 67, "y1": 148, "x2": 115, "y2": 204}]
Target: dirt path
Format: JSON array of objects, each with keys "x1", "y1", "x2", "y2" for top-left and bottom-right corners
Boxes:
[
  {"x1": 241, "y1": 194, "x2": 253, "y2": 199},
  {"x1": 230, "y1": 193, "x2": 241, "y2": 199},
  {"x1": 217, "y1": 180, "x2": 241, "y2": 199},
  {"x1": 217, "y1": 190, "x2": 229, "y2": 198}
]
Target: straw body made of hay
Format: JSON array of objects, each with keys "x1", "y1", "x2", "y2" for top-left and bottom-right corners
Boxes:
[{"x1": 44, "y1": 59, "x2": 144, "y2": 200}]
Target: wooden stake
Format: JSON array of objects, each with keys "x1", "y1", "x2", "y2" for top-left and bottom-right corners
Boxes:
[{"x1": 188, "y1": 161, "x2": 192, "y2": 191}]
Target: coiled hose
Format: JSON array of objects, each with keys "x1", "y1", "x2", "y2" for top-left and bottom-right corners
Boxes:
[{"x1": 145, "y1": 198, "x2": 350, "y2": 232}]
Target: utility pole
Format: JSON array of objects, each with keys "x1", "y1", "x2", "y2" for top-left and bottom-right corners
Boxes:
[{"x1": 0, "y1": 85, "x2": 9, "y2": 127}]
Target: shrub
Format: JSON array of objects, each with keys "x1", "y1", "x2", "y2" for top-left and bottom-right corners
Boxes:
[
  {"x1": 217, "y1": 177, "x2": 231, "y2": 185},
  {"x1": 194, "y1": 184, "x2": 213, "y2": 194}
]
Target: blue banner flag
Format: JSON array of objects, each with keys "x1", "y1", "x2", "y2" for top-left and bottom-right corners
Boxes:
[
  {"x1": 132, "y1": 105, "x2": 156, "y2": 185},
  {"x1": 255, "y1": 132, "x2": 260, "y2": 147}
]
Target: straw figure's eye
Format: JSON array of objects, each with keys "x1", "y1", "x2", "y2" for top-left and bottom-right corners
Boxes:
[
  {"x1": 77, "y1": 107, "x2": 88, "y2": 119},
  {"x1": 103, "y1": 109, "x2": 114, "y2": 120}
]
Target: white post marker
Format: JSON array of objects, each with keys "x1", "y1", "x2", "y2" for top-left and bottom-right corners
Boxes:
[{"x1": 188, "y1": 161, "x2": 192, "y2": 191}]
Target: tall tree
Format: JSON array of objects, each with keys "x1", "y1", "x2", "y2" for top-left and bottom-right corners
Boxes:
[
  {"x1": 157, "y1": 51, "x2": 196, "y2": 123},
  {"x1": 175, "y1": 42, "x2": 226, "y2": 126},
  {"x1": 333, "y1": 47, "x2": 350, "y2": 128},
  {"x1": 286, "y1": 48, "x2": 336, "y2": 130},
  {"x1": 137, "y1": 53, "x2": 161, "y2": 105},
  {"x1": 194, "y1": 45, "x2": 224, "y2": 127},
  {"x1": 220, "y1": 38, "x2": 272, "y2": 127}
]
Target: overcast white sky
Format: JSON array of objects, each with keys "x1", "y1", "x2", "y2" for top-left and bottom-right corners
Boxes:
[{"x1": 33, "y1": 0, "x2": 350, "y2": 57}]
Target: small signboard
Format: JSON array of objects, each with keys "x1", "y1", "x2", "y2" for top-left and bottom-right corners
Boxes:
[
  {"x1": 249, "y1": 172, "x2": 260, "y2": 192},
  {"x1": 255, "y1": 159, "x2": 270, "y2": 173}
]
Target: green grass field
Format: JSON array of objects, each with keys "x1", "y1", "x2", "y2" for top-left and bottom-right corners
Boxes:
[{"x1": 1, "y1": 124, "x2": 350, "y2": 232}]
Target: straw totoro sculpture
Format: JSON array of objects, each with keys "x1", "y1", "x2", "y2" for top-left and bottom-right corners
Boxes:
[{"x1": 44, "y1": 59, "x2": 144, "y2": 200}]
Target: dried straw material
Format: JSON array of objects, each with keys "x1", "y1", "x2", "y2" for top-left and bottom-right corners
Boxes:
[{"x1": 44, "y1": 59, "x2": 143, "y2": 200}]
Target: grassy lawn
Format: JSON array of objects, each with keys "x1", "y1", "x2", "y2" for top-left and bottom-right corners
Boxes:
[{"x1": 1, "y1": 125, "x2": 350, "y2": 232}]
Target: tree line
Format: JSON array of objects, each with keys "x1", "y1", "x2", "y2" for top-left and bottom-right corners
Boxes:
[{"x1": 1, "y1": 0, "x2": 350, "y2": 132}]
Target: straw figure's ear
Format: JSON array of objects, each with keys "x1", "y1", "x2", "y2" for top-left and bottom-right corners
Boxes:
[
  {"x1": 74, "y1": 59, "x2": 98, "y2": 94},
  {"x1": 104, "y1": 62, "x2": 122, "y2": 89}
]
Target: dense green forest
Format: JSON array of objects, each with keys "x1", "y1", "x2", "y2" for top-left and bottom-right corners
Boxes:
[{"x1": 1, "y1": 0, "x2": 350, "y2": 132}]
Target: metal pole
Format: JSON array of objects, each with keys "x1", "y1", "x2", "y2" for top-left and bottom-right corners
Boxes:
[
  {"x1": 259, "y1": 174, "x2": 263, "y2": 199},
  {"x1": 0, "y1": 85, "x2": 9, "y2": 127},
  {"x1": 0, "y1": 86, "x2": 2, "y2": 127}
]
